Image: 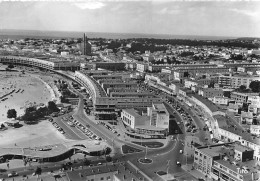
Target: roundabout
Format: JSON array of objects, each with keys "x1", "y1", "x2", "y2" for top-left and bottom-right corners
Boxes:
[{"x1": 138, "y1": 158, "x2": 153, "y2": 164}]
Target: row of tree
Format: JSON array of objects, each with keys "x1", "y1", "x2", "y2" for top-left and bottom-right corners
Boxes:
[{"x1": 7, "y1": 101, "x2": 59, "y2": 124}]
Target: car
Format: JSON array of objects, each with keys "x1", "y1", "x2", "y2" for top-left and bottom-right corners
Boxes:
[
  {"x1": 65, "y1": 162, "x2": 72, "y2": 166},
  {"x1": 179, "y1": 150, "x2": 183, "y2": 154},
  {"x1": 176, "y1": 161, "x2": 181, "y2": 166},
  {"x1": 8, "y1": 171, "x2": 18, "y2": 177},
  {"x1": 97, "y1": 162, "x2": 102, "y2": 165}
]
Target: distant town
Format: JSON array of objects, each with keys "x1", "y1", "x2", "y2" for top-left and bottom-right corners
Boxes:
[{"x1": 0, "y1": 34, "x2": 260, "y2": 181}]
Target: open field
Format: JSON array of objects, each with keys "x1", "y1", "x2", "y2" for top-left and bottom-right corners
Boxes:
[{"x1": 0, "y1": 120, "x2": 69, "y2": 148}]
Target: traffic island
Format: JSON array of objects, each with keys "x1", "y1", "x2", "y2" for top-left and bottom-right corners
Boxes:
[
  {"x1": 132, "y1": 141, "x2": 164, "y2": 148},
  {"x1": 138, "y1": 158, "x2": 153, "y2": 164},
  {"x1": 121, "y1": 145, "x2": 142, "y2": 154}
]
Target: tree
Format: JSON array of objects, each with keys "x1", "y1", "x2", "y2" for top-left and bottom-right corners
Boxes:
[
  {"x1": 83, "y1": 159, "x2": 91, "y2": 166},
  {"x1": 7, "y1": 64, "x2": 14, "y2": 69},
  {"x1": 7, "y1": 109, "x2": 17, "y2": 119},
  {"x1": 35, "y1": 166, "x2": 42, "y2": 175},
  {"x1": 47, "y1": 101, "x2": 59, "y2": 113},
  {"x1": 238, "y1": 85, "x2": 247, "y2": 92},
  {"x1": 22, "y1": 106, "x2": 38, "y2": 124},
  {"x1": 249, "y1": 81, "x2": 260, "y2": 93},
  {"x1": 36, "y1": 106, "x2": 49, "y2": 117},
  {"x1": 223, "y1": 91, "x2": 231, "y2": 98},
  {"x1": 105, "y1": 155, "x2": 112, "y2": 162}
]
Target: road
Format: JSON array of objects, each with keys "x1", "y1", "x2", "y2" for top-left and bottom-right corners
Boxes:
[
  {"x1": 65, "y1": 87, "x2": 193, "y2": 180},
  {"x1": 0, "y1": 73, "x2": 206, "y2": 181}
]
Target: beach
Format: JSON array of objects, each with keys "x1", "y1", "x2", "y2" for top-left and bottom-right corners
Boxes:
[
  {"x1": 0, "y1": 69, "x2": 68, "y2": 148},
  {"x1": 0, "y1": 71, "x2": 58, "y2": 124}
]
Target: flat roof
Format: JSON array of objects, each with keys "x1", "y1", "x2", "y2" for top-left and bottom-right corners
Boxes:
[
  {"x1": 192, "y1": 94, "x2": 224, "y2": 113},
  {"x1": 67, "y1": 162, "x2": 121, "y2": 181},
  {"x1": 214, "y1": 159, "x2": 259, "y2": 178},
  {"x1": 0, "y1": 140, "x2": 107, "y2": 159},
  {"x1": 123, "y1": 108, "x2": 141, "y2": 118}
]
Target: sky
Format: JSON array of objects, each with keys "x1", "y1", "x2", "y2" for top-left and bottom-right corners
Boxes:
[{"x1": 0, "y1": 0, "x2": 260, "y2": 38}]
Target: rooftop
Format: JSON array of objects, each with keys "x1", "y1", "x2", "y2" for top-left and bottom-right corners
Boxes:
[
  {"x1": 0, "y1": 140, "x2": 107, "y2": 159},
  {"x1": 221, "y1": 126, "x2": 260, "y2": 145},
  {"x1": 123, "y1": 108, "x2": 142, "y2": 118},
  {"x1": 192, "y1": 94, "x2": 225, "y2": 113}
]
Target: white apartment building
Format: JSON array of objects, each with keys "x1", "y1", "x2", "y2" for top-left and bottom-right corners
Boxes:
[
  {"x1": 250, "y1": 124, "x2": 260, "y2": 136},
  {"x1": 231, "y1": 75, "x2": 260, "y2": 89},
  {"x1": 184, "y1": 79, "x2": 198, "y2": 89},
  {"x1": 121, "y1": 109, "x2": 146, "y2": 129},
  {"x1": 213, "y1": 96, "x2": 229, "y2": 105},
  {"x1": 136, "y1": 63, "x2": 148, "y2": 72},
  {"x1": 147, "y1": 103, "x2": 169, "y2": 129}
]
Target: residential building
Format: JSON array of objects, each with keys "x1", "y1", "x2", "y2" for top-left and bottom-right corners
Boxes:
[
  {"x1": 230, "y1": 92, "x2": 248, "y2": 104},
  {"x1": 250, "y1": 124, "x2": 260, "y2": 136},
  {"x1": 231, "y1": 75, "x2": 260, "y2": 89},
  {"x1": 218, "y1": 76, "x2": 232, "y2": 87},
  {"x1": 66, "y1": 161, "x2": 152, "y2": 181},
  {"x1": 218, "y1": 126, "x2": 260, "y2": 161},
  {"x1": 184, "y1": 79, "x2": 198, "y2": 89},
  {"x1": 136, "y1": 63, "x2": 149, "y2": 72},
  {"x1": 194, "y1": 143, "x2": 259, "y2": 181},
  {"x1": 198, "y1": 88, "x2": 223, "y2": 98},
  {"x1": 213, "y1": 96, "x2": 229, "y2": 105}
]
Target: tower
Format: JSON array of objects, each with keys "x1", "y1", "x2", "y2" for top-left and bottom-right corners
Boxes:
[
  {"x1": 83, "y1": 33, "x2": 86, "y2": 55},
  {"x1": 82, "y1": 33, "x2": 91, "y2": 56}
]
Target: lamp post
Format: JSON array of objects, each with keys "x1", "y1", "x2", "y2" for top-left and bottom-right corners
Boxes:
[
  {"x1": 186, "y1": 153, "x2": 188, "y2": 166},
  {"x1": 145, "y1": 146, "x2": 148, "y2": 160},
  {"x1": 166, "y1": 160, "x2": 170, "y2": 180}
]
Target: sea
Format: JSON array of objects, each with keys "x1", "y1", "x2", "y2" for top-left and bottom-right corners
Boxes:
[{"x1": 0, "y1": 29, "x2": 238, "y2": 40}]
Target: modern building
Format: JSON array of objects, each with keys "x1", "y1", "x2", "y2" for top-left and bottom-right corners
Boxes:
[
  {"x1": 0, "y1": 56, "x2": 80, "y2": 71},
  {"x1": 147, "y1": 103, "x2": 169, "y2": 129},
  {"x1": 121, "y1": 103, "x2": 169, "y2": 137},
  {"x1": 194, "y1": 143, "x2": 259, "y2": 181}
]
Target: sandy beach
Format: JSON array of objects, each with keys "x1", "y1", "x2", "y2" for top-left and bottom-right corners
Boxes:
[
  {"x1": 0, "y1": 68, "x2": 68, "y2": 148},
  {"x1": 0, "y1": 71, "x2": 56, "y2": 123}
]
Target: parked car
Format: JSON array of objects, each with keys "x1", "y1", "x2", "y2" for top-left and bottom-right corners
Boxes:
[
  {"x1": 8, "y1": 171, "x2": 18, "y2": 177},
  {"x1": 176, "y1": 161, "x2": 181, "y2": 166}
]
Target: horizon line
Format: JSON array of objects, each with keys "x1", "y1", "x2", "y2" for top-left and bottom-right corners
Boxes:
[{"x1": 0, "y1": 28, "x2": 259, "y2": 40}]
